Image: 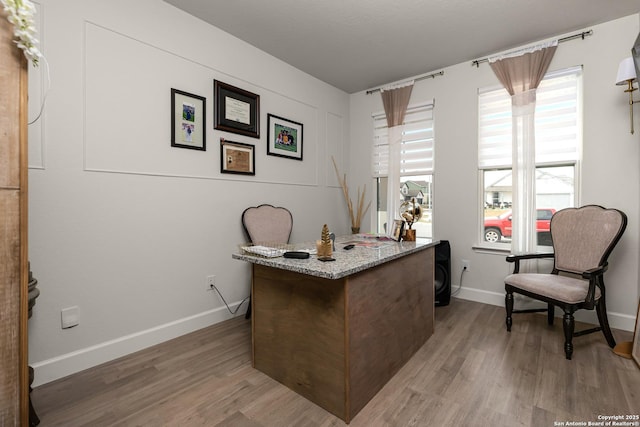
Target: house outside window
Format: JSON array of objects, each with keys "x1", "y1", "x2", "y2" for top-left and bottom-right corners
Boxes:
[
  {"x1": 373, "y1": 102, "x2": 434, "y2": 238},
  {"x1": 478, "y1": 66, "x2": 582, "y2": 247}
]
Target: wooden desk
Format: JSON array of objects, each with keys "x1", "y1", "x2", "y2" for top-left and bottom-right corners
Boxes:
[{"x1": 233, "y1": 237, "x2": 436, "y2": 423}]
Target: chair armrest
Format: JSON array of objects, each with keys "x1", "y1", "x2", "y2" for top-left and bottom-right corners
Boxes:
[
  {"x1": 580, "y1": 262, "x2": 609, "y2": 307},
  {"x1": 506, "y1": 253, "x2": 554, "y2": 263},
  {"x1": 581, "y1": 262, "x2": 608, "y2": 279},
  {"x1": 506, "y1": 253, "x2": 554, "y2": 274}
]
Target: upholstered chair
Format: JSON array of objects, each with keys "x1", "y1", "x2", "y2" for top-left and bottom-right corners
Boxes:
[
  {"x1": 241, "y1": 204, "x2": 293, "y2": 318},
  {"x1": 504, "y1": 205, "x2": 627, "y2": 360}
]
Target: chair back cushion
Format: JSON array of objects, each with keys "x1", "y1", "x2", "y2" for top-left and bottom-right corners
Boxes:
[
  {"x1": 242, "y1": 204, "x2": 293, "y2": 244},
  {"x1": 551, "y1": 205, "x2": 626, "y2": 274}
]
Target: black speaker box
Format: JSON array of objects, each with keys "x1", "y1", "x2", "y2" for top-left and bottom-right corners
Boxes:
[{"x1": 434, "y1": 240, "x2": 451, "y2": 307}]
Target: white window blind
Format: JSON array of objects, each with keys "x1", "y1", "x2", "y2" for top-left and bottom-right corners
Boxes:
[
  {"x1": 372, "y1": 102, "x2": 435, "y2": 177},
  {"x1": 478, "y1": 66, "x2": 582, "y2": 169}
]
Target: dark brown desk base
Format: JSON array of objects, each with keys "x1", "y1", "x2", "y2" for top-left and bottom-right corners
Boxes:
[{"x1": 251, "y1": 247, "x2": 434, "y2": 423}]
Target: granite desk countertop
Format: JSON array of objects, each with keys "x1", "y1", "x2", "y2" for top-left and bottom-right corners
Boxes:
[{"x1": 232, "y1": 235, "x2": 439, "y2": 280}]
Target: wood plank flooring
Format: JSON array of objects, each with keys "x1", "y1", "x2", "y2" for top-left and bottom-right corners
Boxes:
[{"x1": 31, "y1": 299, "x2": 640, "y2": 426}]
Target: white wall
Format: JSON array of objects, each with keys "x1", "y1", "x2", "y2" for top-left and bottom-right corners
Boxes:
[
  {"x1": 27, "y1": 0, "x2": 350, "y2": 386},
  {"x1": 27, "y1": 2, "x2": 640, "y2": 387},
  {"x1": 350, "y1": 14, "x2": 640, "y2": 330}
]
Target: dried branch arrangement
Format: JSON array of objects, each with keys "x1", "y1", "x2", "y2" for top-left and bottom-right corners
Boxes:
[{"x1": 331, "y1": 156, "x2": 371, "y2": 230}]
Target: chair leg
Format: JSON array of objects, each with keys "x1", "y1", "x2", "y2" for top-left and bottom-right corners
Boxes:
[
  {"x1": 547, "y1": 303, "x2": 554, "y2": 326},
  {"x1": 505, "y1": 291, "x2": 513, "y2": 332},
  {"x1": 563, "y1": 311, "x2": 575, "y2": 360},
  {"x1": 596, "y1": 297, "x2": 616, "y2": 348}
]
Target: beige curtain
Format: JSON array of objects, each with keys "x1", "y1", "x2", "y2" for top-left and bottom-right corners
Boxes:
[
  {"x1": 489, "y1": 41, "x2": 557, "y2": 264},
  {"x1": 381, "y1": 83, "x2": 413, "y2": 127},
  {"x1": 380, "y1": 82, "x2": 413, "y2": 228},
  {"x1": 489, "y1": 43, "x2": 556, "y2": 98}
]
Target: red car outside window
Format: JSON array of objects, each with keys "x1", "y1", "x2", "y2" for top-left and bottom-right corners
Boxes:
[{"x1": 484, "y1": 208, "x2": 556, "y2": 242}]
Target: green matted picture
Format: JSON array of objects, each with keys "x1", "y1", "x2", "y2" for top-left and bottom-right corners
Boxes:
[
  {"x1": 267, "y1": 114, "x2": 303, "y2": 161},
  {"x1": 171, "y1": 88, "x2": 206, "y2": 151}
]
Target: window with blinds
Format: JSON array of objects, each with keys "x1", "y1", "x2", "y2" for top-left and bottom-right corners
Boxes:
[
  {"x1": 478, "y1": 66, "x2": 582, "y2": 169},
  {"x1": 372, "y1": 101, "x2": 435, "y2": 238},
  {"x1": 478, "y1": 66, "x2": 582, "y2": 246},
  {"x1": 372, "y1": 102, "x2": 435, "y2": 177}
]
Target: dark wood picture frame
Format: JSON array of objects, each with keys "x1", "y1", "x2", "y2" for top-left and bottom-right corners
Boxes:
[
  {"x1": 220, "y1": 138, "x2": 255, "y2": 175},
  {"x1": 214, "y1": 80, "x2": 260, "y2": 138},
  {"x1": 171, "y1": 88, "x2": 206, "y2": 151},
  {"x1": 267, "y1": 114, "x2": 303, "y2": 160}
]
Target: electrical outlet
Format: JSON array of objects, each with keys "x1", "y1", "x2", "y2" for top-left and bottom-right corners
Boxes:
[
  {"x1": 61, "y1": 306, "x2": 79, "y2": 329},
  {"x1": 206, "y1": 275, "x2": 216, "y2": 291},
  {"x1": 462, "y1": 259, "x2": 470, "y2": 271}
]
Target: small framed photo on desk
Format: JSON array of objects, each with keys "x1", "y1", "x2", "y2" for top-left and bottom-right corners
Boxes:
[{"x1": 389, "y1": 219, "x2": 404, "y2": 241}]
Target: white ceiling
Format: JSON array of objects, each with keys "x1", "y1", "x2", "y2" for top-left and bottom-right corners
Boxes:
[{"x1": 164, "y1": 0, "x2": 640, "y2": 93}]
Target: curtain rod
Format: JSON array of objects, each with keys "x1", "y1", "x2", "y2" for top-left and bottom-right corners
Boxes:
[
  {"x1": 365, "y1": 70, "x2": 444, "y2": 95},
  {"x1": 471, "y1": 29, "x2": 593, "y2": 67}
]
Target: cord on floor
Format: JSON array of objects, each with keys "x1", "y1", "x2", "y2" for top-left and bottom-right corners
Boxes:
[
  {"x1": 450, "y1": 265, "x2": 466, "y2": 298},
  {"x1": 210, "y1": 285, "x2": 250, "y2": 315}
]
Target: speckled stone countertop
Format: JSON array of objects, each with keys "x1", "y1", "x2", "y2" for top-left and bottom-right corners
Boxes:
[{"x1": 232, "y1": 235, "x2": 439, "y2": 280}]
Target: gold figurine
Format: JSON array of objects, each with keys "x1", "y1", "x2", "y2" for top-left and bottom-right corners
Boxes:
[{"x1": 317, "y1": 224, "x2": 334, "y2": 259}]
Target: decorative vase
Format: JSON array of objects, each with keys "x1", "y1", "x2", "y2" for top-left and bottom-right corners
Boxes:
[
  {"x1": 404, "y1": 229, "x2": 416, "y2": 241},
  {"x1": 351, "y1": 227, "x2": 360, "y2": 234}
]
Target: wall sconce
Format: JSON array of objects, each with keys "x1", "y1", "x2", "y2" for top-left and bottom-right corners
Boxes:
[{"x1": 616, "y1": 57, "x2": 639, "y2": 134}]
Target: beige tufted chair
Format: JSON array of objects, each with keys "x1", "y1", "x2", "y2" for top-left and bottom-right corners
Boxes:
[
  {"x1": 241, "y1": 204, "x2": 293, "y2": 318},
  {"x1": 242, "y1": 204, "x2": 293, "y2": 247},
  {"x1": 504, "y1": 205, "x2": 627, "y2": 360}
]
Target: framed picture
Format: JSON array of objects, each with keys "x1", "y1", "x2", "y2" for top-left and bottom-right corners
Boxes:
[
  {"x1": 220, "y1": 138, "x2": 255, "y2": 175},
  {"x1": 389, "y1": 219, "x2": 404, "y2": 242},
  {"x1": 214, "y1": 80, "x2": 260, "y2": 138},
  {"x1": 171, "y1": 89, "x2": 206, "y2": 150},
  {"x1": 267, "y1": 114, "x2": 303, "y2": 160},
  {"x1": 633, "y1": 299, "x2": 640, "y2": 368}
]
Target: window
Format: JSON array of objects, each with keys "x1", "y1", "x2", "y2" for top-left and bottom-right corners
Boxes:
[
  {"x1": 478, "y1": 66, "x2": 582, "y2": 247},
  {"x1": 373, "y1": 102, "x2": 434, "y2": 238}
]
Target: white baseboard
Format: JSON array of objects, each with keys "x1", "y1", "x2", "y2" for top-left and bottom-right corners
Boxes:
[
  {"x1": 453, "y1": 286, "x2": 636, "y2": 332},
  {"x1": 31, "y1": 301, "x2": 247, "y2": 387},
  {"x1": 32, "y1": 288, "x2": 636, "y2": 388}
]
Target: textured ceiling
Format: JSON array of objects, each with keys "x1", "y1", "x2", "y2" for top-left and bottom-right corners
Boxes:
[{"x1": 164, "y1": 0, "x2": 640, "y2": 93}]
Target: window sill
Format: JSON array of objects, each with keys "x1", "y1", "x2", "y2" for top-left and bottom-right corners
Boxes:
[
  {"x1": 472, "y1": 243, "x2": 554, "y2": 256},
  {"x1": 472, "y1": 244, "x2": 511, "y2": 256}
]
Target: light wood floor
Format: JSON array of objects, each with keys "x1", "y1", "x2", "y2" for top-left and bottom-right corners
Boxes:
[{"x1": 32, "y1": 299, "x2": 640, "y2": 426}]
